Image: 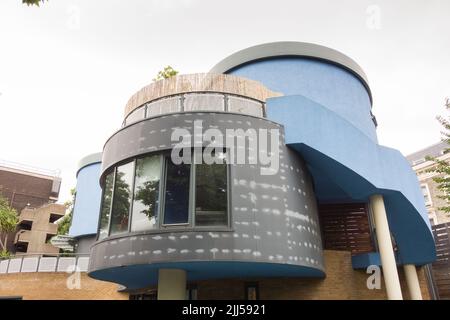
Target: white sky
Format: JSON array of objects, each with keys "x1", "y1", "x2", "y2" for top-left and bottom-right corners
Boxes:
[{"x1": 0, "y1": 0, "x2": 449, "y2": 203}]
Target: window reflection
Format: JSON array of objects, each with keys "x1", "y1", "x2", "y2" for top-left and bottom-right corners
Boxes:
[
  {"x1": 163, "y1": 159, "x2": 190, "y2": 225},
  {"x1": 98, "y1": 172, "x2": 114, "y2": 240},
  {"x1": 110, "y1": 161, "x2": 134, "y2": 235},
  {"x1": 131, "y1": 156, "x2": 161, "y2": 232},
  {"x1": 98, "y1": 152, "x2": 231, "y2": 237},
  {"x1": 195, "y1": 157, "x2": 228, "y2": 227}
]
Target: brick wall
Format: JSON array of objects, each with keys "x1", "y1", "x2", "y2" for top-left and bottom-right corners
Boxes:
[
  {"x1": 0, "y1": 273, "x2": 128, "y2": 300},
  {"x1": 194, "y1": 251, "x2": 430, "y2": 300},
  {"x1": 0, "y1": 251, "x2": 431, "y2": 300}
]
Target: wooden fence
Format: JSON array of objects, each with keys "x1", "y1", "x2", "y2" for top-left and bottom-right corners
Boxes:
[
  {"x1": 430, "y1": 223, "x2": 450, "y2": 299},
  {"x1": 318, "y1": 203, "x2": 375, "y2": 255}
]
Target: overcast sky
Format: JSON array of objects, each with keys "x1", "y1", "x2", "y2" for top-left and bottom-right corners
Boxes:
[{"x1": 0, "y1": 0, "x2": 449, "y2": 203}]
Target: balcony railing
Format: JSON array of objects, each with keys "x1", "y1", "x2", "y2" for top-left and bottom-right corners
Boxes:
[
  {"x1": 122, "y1": 92, "x2": 266, "y2": 127},
  {"x1": 0, "y1": 254, "x2": 90, "y2": 274}
]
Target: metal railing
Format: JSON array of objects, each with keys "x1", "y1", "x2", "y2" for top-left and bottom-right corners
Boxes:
[
  {"x1": 0, "y1": 253, "x2": 90, "y2": 274},
  {"x1": 122, "y1": 91, "x2": 266, "y2": 127}
]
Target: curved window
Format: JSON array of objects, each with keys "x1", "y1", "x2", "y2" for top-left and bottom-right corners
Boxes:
[
  {"x1": 195, "y1": 160, "x2": 228, "y2": 226},
  {"x1": 97, "y1": 152, "x2": 229, "y2": 239},
  {"x1": 131, "y1": 156, "x2": 161, "y2": 232},
  {"x1": 163, "y1": 159, "x2": 191, "y2": 225},
  {"x1": 98, "y1": 172, "x2": 114, "y2": 240},
  {"x1": 110, "y1": 161, "x2": 134, "y2": 235}
]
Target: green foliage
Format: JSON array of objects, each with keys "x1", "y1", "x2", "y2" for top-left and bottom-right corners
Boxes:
[
  {"x1": 110, "y1": 171, "x2": 132, "y2": 230},
  {"x1": 57, "y1": 188, "x2": 75, "y2": 235},
  {"x1": 0, "y1": 193, "x2": 18, "y2": 253},
  {"x1": 22, "y1": 0, "x2": 46, "y2": 6},
  {"x1": 153, "y1": 66, "x2": 179, "y2": 82},
  {"x1": 134, "y1": 180, "x2": 159, "y2": 218},
  {"x1": 0, "y1": 249, "x2": 12, "y2": 260},
  {"x1": 426, "y1": 98, "x2": 450, "y2": 214}
]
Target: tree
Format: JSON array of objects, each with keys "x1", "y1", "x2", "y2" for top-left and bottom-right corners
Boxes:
[
  {"x1": 426, "y1": 98, "x2": 450, "y2": 215},
  {"x1": 57, "y1": 188, "x2": 74, "y2": 235},
  {"x1": 23, "y1": 0, "x2": 46, "y2": 6},
  {"x1": 0, "y1": 193, "x2": 18, "y2": 258},
  {"x1": 153, "y1": 66, "x2": 179, "y2": 82}
]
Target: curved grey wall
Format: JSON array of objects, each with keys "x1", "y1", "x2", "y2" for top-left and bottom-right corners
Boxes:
[{"x1": 89, "y1": 112, "x2": 324, "y2": 287}]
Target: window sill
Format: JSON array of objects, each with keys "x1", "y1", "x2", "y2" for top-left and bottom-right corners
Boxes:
[{"x1": 95, "y1": 227, "x2": 235, "y2": 244}]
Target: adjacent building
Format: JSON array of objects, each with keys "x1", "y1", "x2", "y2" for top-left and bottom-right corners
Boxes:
[
  {"x1": 0, "y1": 160, "x2": 62, "y2": 255},
  {"x1": 407, "y1": 141, "x2": 450, "y2": 226},
  {"x1": 86, "y1": 42, "x2": 435, "y2": 300},
  {"x1": 14, "y1": 203, "x2": 65, "y2": 255}
]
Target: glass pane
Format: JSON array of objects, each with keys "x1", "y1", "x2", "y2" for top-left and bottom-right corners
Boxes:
[
  {"x1": 195, "y1": 160, "x2": 228, "y2": 227},
  {"x1": 110, "y1": 161, "x2": 134, "y2": 235},
  {"x1": 163, "y1": 159, "x2": 190, "y2": 225},
  {"x1": 246, "y1": 286, "x2": 258, "y2": 300},
  {"x1": 125, "y1": 106, "x2": 145, "y2": 125},
  {"x1": 184, "y1": 93, "x2": 225, "y2": 112},
  {"x1": 146, "y1": 97, "x2": 180, "y2": 117},
  {"x1": 98, "y1": 172, "x2": 114, "y2": 240},
  {"x1": 228, "y1": 96, "x2": 263, "y2": 117},
  {"x1": 131, "y1": 156, "x2": 161, "y2": 232}
]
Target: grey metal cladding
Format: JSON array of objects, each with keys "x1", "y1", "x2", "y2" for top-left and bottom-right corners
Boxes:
[{"x1": 90, "y1": 112, "x2": 324, "y2": 274}]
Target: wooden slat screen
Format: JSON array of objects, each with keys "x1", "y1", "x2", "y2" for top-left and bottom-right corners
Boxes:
[
  {"x1": 431, "y1": 223, "x2": 450, "y2": 300},
  {"x1": 318, "y1": 203, "x2": 375, "y2": 255}
]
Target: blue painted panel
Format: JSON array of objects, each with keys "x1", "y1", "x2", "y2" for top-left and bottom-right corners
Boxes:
[
  {"x1": 352, "y1": 252, "x2": 381, "y2": 269},
  {"x1": 266, "y1": 95, "x2": 436, "y2": 265},
  {"x1": 70, "y1": 163, "x2": 102, "y2": 237},
  {"x1": 89, "y1": 261, "x2": 325, "y2": 290},
  {"x1": 226, "y1": 57, "x2": 376, "y2": 142}
]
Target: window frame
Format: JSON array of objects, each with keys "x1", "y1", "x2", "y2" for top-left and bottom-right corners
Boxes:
[
  {"x1": 96, "y1": 151, "x2": 232, "y2": 241},
  {"x1": 245, "y1": 282, "x2": 259, "y2": 300},
  {"x1": 96, "y1": 168, "x2": 116, "y2": 241},
  {"x1": 421, "y1": 183, "x2": 432, "y2": 207},
  {"x1": 160, "y1": 155, "x2": 192, "y2": 228},
  {"x1": 129, "y1": 154, "x2": 165, "y2": 233},
  {"x1": 192, "y1": 158, "x2": 231, "y2": 229},
  {"x1": 109, "y1": 160, "x2": 135, "y2": 236}
]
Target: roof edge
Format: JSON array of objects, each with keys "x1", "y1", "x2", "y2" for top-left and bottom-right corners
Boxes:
[
  {"x1": 76, "y1": 152, "x2": 102, "y2": 177},
  {"x1": 209, "y1": 41, "x2": 372, "y2": 104}
]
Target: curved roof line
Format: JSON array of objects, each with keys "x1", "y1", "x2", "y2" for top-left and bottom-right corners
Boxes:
[
  {"x1": 209, "y1": 41, "x2": 372, "y2": 104},
  {"x1": 76, "y1": 152, "x2": 102, "y2": 177}
]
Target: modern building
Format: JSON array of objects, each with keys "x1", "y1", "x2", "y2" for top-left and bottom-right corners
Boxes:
[
  {"x1": 407, "y1": 141, "x2": 450, "y2": 225},
  {"x1": 85, "y1": 42, "x2": 435, "y2": 300},
  {"x1": 0, "y1": 160, "x2": 62, "y2": 254},
  {"x1": 0, "y1": 42, "x2": 437, "y2": 300}
]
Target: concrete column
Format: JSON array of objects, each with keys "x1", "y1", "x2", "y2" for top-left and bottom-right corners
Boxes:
[
  {"x1": 157, "y1": 269, "x2": 186, "y2": 300},
  {"x1": 370, "y1": 194, "x2": 403, "y2": 300},
  {"x1": 404, "y1": 264, "x2": 423, "y2": 300}
]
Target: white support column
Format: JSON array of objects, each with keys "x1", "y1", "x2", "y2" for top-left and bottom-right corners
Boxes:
[
  {"x1": 370, "y1": 194, "x2": 403, "y2": 300},
  {"x1": 403, "y1": 264, "x2": 423, "y2": 300},
  {"x1": 157, "y1": 269, "x2": 187, "y2": 300}
]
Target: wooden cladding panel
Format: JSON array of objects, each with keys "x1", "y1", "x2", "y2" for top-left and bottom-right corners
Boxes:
[
  {"x1": 319, "y1": 203, "x2": 375, "y2": 255},
  {"x1": 431, "y1": 223, "x2": 450, "y2": 299},
  {"x1": 124, "y1": 73, "x2": 282, "y2": 118}
]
